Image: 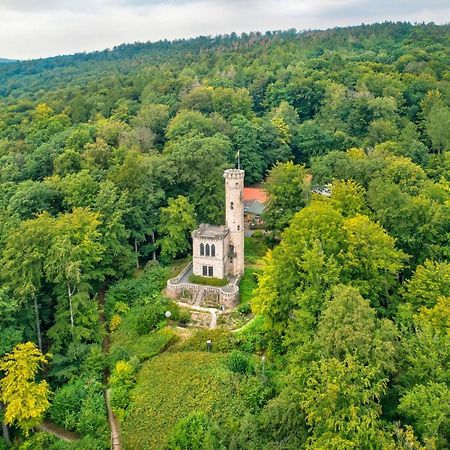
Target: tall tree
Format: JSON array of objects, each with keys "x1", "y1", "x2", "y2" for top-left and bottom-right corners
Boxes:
[{"x1": 0, "y1": 342, "x2": 51, "y2": 435}]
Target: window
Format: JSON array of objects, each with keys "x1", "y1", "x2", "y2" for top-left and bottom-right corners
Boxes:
[
  {"x1": 202, "y1": 266, "x2": 207, "y2": 276},
  {"x1": 237, "y1": 225, "x2": 240, "y2": 231},
  {"x1": 230, "y1": 202, "x2": 234, "y2": 209},
  {"x1": 211, "y1": 244, "x2": 216, "y2": 257},
  {"x1": 205, "y1": 243, "x2": 210, "y2": 257},
  {"x1": 208, "y1": 266, "x2": 213, "y2": 277},
  {"x1": 200, "y1": 243, "x2": 204, "y2": 256}
]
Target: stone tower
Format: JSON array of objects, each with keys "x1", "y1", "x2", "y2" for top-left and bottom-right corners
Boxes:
[{"x1": 224, "y1": 169, "x2": 245, "y2": 276}]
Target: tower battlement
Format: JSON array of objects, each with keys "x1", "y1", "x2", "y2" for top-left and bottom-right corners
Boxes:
[{"x1": 224, "y1": 169, "x2": 245, "y2": 179}]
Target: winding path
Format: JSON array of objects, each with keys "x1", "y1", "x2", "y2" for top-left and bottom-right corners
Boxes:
[
  {"x1": 37, "y1": 421, "x2": 79, "y2": 442},
  {"x1": 176, "y1": 301, "x2": 219, "y2": 329},
  {"x1": 98, "y1": 285, "x2": 122, "y2": 450}
]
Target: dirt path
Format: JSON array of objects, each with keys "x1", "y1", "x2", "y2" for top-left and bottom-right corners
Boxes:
[
  {"x1": 38, "y1": 421, "x2": 79, "y2": 442},
  {"x1": 98, "y1": 284, "x2": 122, "y2": 450},
  {"x1": 105, "y1": 389, "x2": 122, "y2": 449}
]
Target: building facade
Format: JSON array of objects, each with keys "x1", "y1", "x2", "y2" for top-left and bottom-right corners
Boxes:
[{"x1": 192, "y1": 169, "x2": 245, "y2": 279}]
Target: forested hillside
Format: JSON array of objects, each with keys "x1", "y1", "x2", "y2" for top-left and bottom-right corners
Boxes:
[{"x1": 0, "y1": 22, "x2": 449, "y2": 449}]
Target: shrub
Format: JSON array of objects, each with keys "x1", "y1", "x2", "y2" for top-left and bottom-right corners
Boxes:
[
  {"x1": 177, "y1": 309, "x2": 192, "y2": 326},
  {"x1": 110, "y1": 360, "x2": 137, "y2": 422},
  {"x1": 104, "y1": 264, "x2": 170, "y2": 320},
  {"x1": 49, "y1": 378, "x2": 108, "y2": 440},
  {"x1": 235, "y1": 315, "x2": 268, "y2": 353},
  {"x1": 166, "y1": 411, "x2": 217, "y2": 450},
  {"x1": 227, "y1": 350, "x2": 252, "y2": 375},
  {"x1": 189, "y1": 274, "x2": 228, "y2": 287},
  {"x1": 237, "y1": 302, "x2": 251, "y2": 315}
]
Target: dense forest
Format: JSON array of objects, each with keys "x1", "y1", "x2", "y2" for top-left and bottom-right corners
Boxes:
[{"x1": 0, "y1": 21, "x2": 449, "y2": 449}]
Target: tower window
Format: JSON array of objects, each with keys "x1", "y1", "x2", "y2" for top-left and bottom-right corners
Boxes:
[
  {"x1": 237, "y1": 225, "x2": 240, "y2": 231},
  {"x1": 205, "y1": 244, "x2": 210, "y2": 257},
  {"x1": 202, "y1": 266, "x2": 207, "y2": 276},
  {"x1": 211, "y1": 244, "x2": 216, "y2": 257},
  {"x1": 230, "y1": 202, "x2": 234, "y2": 209},
  {"x1": 200, "y1": 243, "x2": 204, "y2": 256},
  {"x1": 208, "y1": 266, "x2": 213, "y2": 277}
]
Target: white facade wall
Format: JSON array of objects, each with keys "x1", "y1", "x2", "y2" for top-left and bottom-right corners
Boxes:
[
  {"x1": 192, "y1": 234, "x2": 229, "y2": 279},
  {"x1": 224, "y1": 169, "x2": 245, "y2": 276}
]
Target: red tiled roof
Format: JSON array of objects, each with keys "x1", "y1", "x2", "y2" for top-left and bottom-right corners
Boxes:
[{"x1": 243, "y1": 186, "x2": 267, "y2": 203}]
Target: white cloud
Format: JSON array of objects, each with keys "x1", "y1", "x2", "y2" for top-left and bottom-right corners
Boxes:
[{"x1": 0, "y1": 0, "x2": 448, "y2": 59}]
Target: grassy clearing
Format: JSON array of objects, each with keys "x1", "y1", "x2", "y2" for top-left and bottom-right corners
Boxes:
[{"x1": 122, "y1": 352, "x2": 246, "y2": 450}]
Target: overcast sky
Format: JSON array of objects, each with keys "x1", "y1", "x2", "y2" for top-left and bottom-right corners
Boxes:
[{"x1": 0, "y1": 0, "x2": 449, "y2": 60}]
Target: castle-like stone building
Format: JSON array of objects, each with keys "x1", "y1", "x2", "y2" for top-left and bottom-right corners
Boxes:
[
  {"x1": 192, "y1": 169, "x2": 245, "y2": 279},
  {"x1": 166, "y1": 169, "x2": 245, "y2": 308}
]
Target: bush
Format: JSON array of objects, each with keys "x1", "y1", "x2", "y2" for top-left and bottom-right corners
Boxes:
[
  {"x1": 177, "y1": 309, "x2": 192, "y2": 326},
  {"x1": 166, "y1": 411, "x2": 217, "y2": 450},
  {"x1": 239, "y1": 268, "x2": 262, "y2": 306},
  {"x1": 105, "y1": 264, "x2": 170, "y2": 320},
  {"x1": 235, "y1": 315, "x2": 268, "y2": 353},
  {"x1": 237, "y1": 302, "x2": 251, "y2": 315},
  {"x1": 227, "y1": 350, "x2": 252, "y2": 375},
  {"x1": 49, "y1": 378, "x2": 108, "y2": 440},
  {"x1": 110, "y1": 327, "x2": 178, "y2": 364},
  {"x1": 110, "y1": 360, "x2": 138, "y2": 421},
  {"x1": 189, "y1": 274, "x2": 228, "y2": 287}
]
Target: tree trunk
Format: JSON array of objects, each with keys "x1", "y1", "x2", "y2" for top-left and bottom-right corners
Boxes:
[
  {"x1": 151, "y1": 231, "x2": 156, "y2": 261},
  {"x1": 32, "y1": 293, "x2": 43, "y2": 351},
  {"x1": 0, "y1": 404, "x2": 11, "y2": 446},
  {"x1": 134, "y1": 238, "x2": 139, "y2": 269}
]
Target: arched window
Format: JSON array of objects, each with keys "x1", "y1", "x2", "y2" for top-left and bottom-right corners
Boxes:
[
  {"x1": 200, "y1": 243, "x2": 204, "y2": 256},
  {"x1": 211, "y1": 244, "x2": 216, "y2": 257},
  {"x1": 230, "y1": 202, "x2": 234, "y2": 209},
  {"x1": 205, "y1": 243, "x2": 210, "y2": 257}
]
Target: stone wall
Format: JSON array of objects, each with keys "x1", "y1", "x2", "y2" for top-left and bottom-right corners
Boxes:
[{"x1": 166, "y1": 262, "x2": 240, "y2": 309}]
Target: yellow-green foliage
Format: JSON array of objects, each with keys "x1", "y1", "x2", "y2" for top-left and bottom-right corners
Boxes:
[
  {"x1": 122, "y1": 352, "x2": 246, "y2": 450},
  {"x1": 0, "y1": 342, "x2": 51, "y2": 435},
  {"x1": 110, "y1": 314, "x2": 122, "y2": 332},
  {"x1": 170, "y1": 328, "x2": 235, "y2": 353}
]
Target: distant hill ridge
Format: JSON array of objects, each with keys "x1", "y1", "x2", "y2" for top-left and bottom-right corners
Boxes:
[{"x1": 0, "y1": 21, "x2": 448, "y2": 99}]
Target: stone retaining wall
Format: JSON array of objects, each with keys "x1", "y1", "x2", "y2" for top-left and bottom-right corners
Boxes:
[{"x1": 167, "y1": 262, "x2": 240, "y2": 308}]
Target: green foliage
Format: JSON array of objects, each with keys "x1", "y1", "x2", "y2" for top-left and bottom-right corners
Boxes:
[
  {"x1": 104, "y1": 264, "x2": 170, "y2": 320},
  {"x1": 238, "y1": 268, "x2": 261, "y2": 306},
  {"x1": 166, "y1": 411, "x2": 217, "y2": 450},
  {"x1": 122, "y1": 352, "x2": 247, "y2": 449},
  {"x1": 172, "y1": 329, "x2": 235, "y2": 353},
  {"x1": 227, "y1": 350, "x2": 252, "y2": 375},
  {"x1": 188, "y1": 274, "x2": 228, "y2": 287},
  {"x1": 0, "y1": 342, "x2": 51, "y2": 434},
  {"x1": 158, "y1": 196, "x2": 197, "y2": 264},
  {"x1": 398, "y1": 382, "x2": 450, "y2": 446},
  {"x1": 244, "y1": 236, "x2": 268, "y2": 265},
  {"x1": 262, "y1": 161, "x2": 311, "y2": 234},
  {"x1": 109, "y1": 359, "x2": 138, "y2": 422},
  {"x1": 110, "y1": 319, "x2": 178, "y2": 364},
  {"x1": 0, "y1": 22, "x2": 449, "y2": 448}
]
